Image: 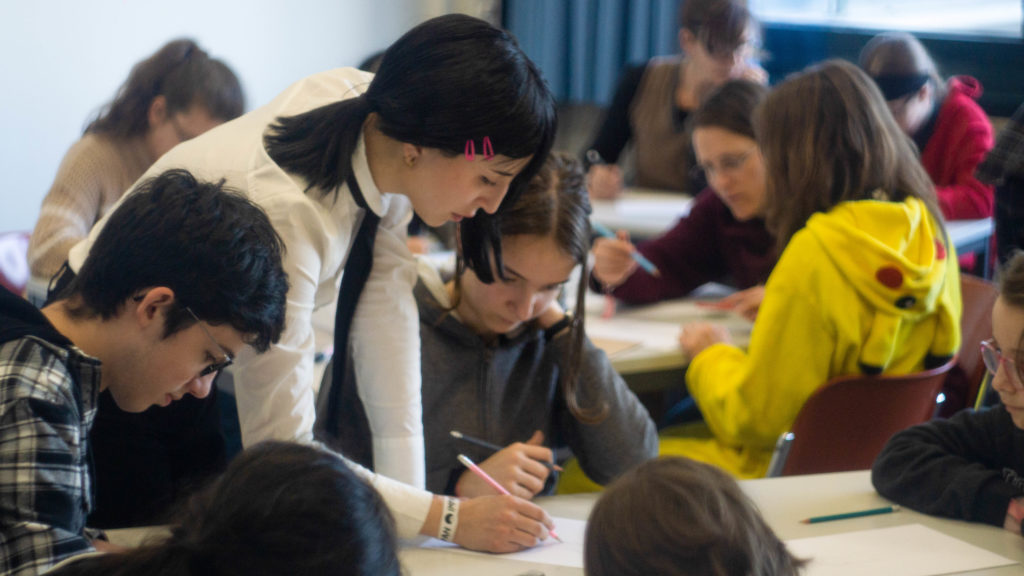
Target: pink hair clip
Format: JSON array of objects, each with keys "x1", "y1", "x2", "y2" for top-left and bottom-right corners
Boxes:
[{"x1": 465, "y1": 137, "x2": 495, "y2": 161}]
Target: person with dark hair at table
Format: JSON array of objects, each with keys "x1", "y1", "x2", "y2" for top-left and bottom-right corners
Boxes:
[{"x1": 0, "y1": 170, "x2": 288, "y2": 576}]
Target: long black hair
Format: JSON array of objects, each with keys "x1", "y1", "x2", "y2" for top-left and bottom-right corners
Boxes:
[
  {"x1": 86, "y1": 38, "x2": 243, "y2": 138},
  {"x1": 264, "y1": 14, "x2": 557, "y2": 283}
]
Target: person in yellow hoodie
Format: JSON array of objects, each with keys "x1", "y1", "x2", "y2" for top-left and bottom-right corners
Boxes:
[{"x1": 662, "y1": 59, "x2": 962, "y2": 479}]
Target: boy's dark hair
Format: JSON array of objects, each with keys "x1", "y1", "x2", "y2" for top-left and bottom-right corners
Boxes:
[
  {"x1": 47, "y1": 442, "x2": 400, "y2": 576},
  {"x1": 86, "y1": 38, "x2": 244, "y2": 138},
  {"x1": 64, "y1": 169, "x2": 288, "y2": 352},
  {"x1": 585, "y1": 457, "x2": 807, "y2": 576},
  {"x1": 264, "y1": 13, "x2": 557, "y2": 285}
]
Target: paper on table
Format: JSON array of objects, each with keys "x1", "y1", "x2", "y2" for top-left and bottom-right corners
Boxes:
[
  {"x1": 590, "y1": 336, "x2": 643, "y2": 357},
  {"x1": 420, "y1": 516, "x2": 587, "y2": 568},
  {"x1": 785, "y1": 524, "x2": 1016, "y2": 576}
]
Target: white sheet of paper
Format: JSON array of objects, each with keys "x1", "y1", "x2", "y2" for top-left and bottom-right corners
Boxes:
[
  {"x1": 419, "y1": 516, "x2": 587, "y2": 568},
  {"x1": 786, "y1": 524, "x2": 1017, "y2": 576}
]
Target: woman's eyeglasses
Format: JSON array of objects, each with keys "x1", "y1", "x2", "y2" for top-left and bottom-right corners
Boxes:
[
  {"x1": 981, "y1": 339, "x2": 1024, "y2": 389},
  {"x1": 691, "y1": 148, "x2": 757, "y2": 182}
]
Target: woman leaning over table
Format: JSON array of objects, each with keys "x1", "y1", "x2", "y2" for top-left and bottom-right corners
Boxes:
[
  {"x1": 662, "y1": 60, "x2": 962, "y2": 479},
  {"x1": 591, "y1": 79, "x2": 775, "y2": 321},
  {"x1": 68, "y1": 14, "x2": 558, "y2": 552}
]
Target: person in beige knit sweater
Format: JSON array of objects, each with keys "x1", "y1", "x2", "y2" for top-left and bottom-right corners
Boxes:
[{"x1": 27, "y1": 38, "x2": 243, "y2": 305}]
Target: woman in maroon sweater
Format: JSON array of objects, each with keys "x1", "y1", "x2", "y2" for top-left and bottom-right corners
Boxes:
[
  {"x1": 591, "y1": 80, "x2": 775, "y2": 320},
  {"x1": 860, "y1": 32, "x2": 995, "y2": 221}
]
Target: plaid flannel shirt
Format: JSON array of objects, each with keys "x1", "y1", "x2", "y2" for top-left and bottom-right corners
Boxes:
[
  {"x1": 0, "y1": 335, "x2": 100, "y2": 576},
  {"x1": 977, "y1": 103, "x2": 1024, "y2": 185}
]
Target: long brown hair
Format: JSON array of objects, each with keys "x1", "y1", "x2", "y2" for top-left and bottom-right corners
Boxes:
[
  {"x1": 86, "y1": 38, "x2": 243, "y2": 138},
  {"x1": 585, "y1": 457, "x2": 806, "y2": 576},
  {"x1": 453, "y1": 152, "x2": 606, "y2": 423},
  {"x1": 755, "y1": 59, "x2": 942, "y2": 255}
]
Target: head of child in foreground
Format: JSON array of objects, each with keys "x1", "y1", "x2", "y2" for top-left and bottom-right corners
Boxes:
[
  {"x1": 584, "y1": 457, "x2": 806, "y2": 576},
  {"x1": 988, "y1": 252, "x2": 1024, "y2": 428},
  {"x1": 51, "y1": 442, "x2": 400, "y2": 576}
]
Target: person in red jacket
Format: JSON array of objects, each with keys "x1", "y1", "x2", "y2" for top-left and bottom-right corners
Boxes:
[{"x1": 860, "y1": 32, "x2": 995, "y2": 222}]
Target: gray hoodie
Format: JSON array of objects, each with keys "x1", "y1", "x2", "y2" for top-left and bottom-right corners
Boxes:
[{"x1": 415, "y1": 264, "x2": 658, "y2": 495}]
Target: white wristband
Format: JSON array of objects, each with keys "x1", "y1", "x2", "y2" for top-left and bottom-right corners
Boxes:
[{"x1": 438, "y1": 496, "x2": 460, "y2": 542}]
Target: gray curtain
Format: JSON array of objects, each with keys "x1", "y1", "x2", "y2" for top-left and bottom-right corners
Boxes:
[{"x1": 504, "y1": 0, "x2": 684, "y2": 104}]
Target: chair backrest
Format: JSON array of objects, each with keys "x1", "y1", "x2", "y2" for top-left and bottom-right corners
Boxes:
[
  {"x1": 958, "y1": 274, "x2": 998, "y2": 405},
  {"x1": 0, "y1": 231, "x2": 30, "y2": 296},
  {"x1": 766, "y1": 359, "x2": 955, "y2": 477}
]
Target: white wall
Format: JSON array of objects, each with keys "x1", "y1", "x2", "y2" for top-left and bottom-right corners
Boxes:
[{"x1": 0, "y1": 0, "x2": 475, "y2": 233}]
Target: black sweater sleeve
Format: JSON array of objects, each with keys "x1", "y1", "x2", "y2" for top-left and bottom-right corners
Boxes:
[
  {"x1": 585, "y1": 64, "x2": 647, "y2": 165},
  {"x1": 871, "y1": 407, "x2": 1024, "y2": 527}
]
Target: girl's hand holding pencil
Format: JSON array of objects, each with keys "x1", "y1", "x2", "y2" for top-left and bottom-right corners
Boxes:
[{"x1": 454, "y1": 430, "x2": 558, "y2": 500}]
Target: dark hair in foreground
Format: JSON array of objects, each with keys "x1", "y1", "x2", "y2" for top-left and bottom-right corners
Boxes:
[
  {"x1": 63, "y1": 169, "x2": 288, "y2": 352},
  {"x1": 755, "y1": 59, "x2": 942, "y2": 255},
  {"x1": 86, "y1": 38, "x2": 244, "y2": 138},
  {"x1": 264, "y1": 13, "x2": 557, "y2": 284},
  {"x1": 692, "y1": 79, "x2": 769, "y2": 140},
  {"x1": 1000, "y1": 251, "x2": 1024, "y2": 370},
  {"x1": 453, "y1": 152, "x2": 606, "y2": 423},
  {"x1": 585, "y1": 457, "x2": 806, "y2": 576},
  {"x1": 49, "y1": 442, "x2": 400, "y2": 576}
]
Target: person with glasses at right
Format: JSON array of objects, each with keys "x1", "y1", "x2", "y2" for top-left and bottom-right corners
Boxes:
[
  {"x1": 591, "y1": 80, "x2": 775, "y2": 322},
  {"x1": 584, "y1": 0, "x2": 766, "y2": 200},
  {"x1": 873, "y1": 251, "x2": 1024, "y2": 536}
]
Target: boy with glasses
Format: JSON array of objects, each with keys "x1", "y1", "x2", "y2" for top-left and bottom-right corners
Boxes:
[
  {"x1": 0, "y1": 170, "x2": 288, "y2": 575},
  {"x1": 873, "y1": 252, "x2": 1024, "y2": 537}
]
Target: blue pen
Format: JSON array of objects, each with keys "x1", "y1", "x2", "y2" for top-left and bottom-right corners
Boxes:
[{"x1": 591, "y1": 221, "x2": 661, "y2": 277}]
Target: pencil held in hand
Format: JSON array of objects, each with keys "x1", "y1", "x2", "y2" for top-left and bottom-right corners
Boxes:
[
  {"x1": 457, "y1": 454, "x2": 563, "y2": 543},
  {"x1": 591, "y1": 221, "x2": 661, "y2": 277}
]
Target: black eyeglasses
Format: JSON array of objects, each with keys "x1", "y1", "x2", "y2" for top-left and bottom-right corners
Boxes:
[{"x1": 185, "y1": 307, "x2": 234, "y2": 377}]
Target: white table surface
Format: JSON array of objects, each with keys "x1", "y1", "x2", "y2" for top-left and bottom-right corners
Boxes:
[
  {"x1": 397, "y1": 470, "x2": 1024, "y2": 576},
  {"x1": 589, "y1": 187, "x2": 692, "y2": 239},
  {"x1": 583, "y1": 290, "x2": 752, "y2": 375}
]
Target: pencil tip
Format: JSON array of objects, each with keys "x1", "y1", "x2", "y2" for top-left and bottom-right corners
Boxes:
[
  {"x1": 799, "y1": 519, "x2": 810, "y2": 524},
  {"x1": 449, "y1": 430, "x2": 462, "y2": 439}
]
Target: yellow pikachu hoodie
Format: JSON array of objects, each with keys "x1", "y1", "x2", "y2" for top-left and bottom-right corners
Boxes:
[{"x1": 661, "y1": 197, "x2": 962, "y2": 478}]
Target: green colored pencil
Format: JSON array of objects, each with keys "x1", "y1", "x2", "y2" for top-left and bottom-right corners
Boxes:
[{"x1": 801, "y1": 505, "x2": 901, "y2": 524}]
